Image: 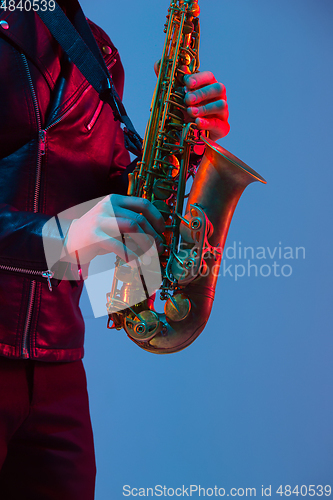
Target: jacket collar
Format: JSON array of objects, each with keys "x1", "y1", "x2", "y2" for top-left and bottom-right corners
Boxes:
[
  {"x1": 1, "y1": 9, "x2": 117, "y2": 121},
  {"x1": 0, "y1": 10, "x2": 117, "y2": 88},
  {"x1": 0, "y1": 10, "x2": 64, "y2": 89}
]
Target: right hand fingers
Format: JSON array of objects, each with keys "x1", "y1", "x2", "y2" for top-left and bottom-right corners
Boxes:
[
  {"x1": 103, "y1": 206, "x2": 164, "y2": 254},
  {"x1": 96, "y1": 234, "x2": 151, "y2": 268},
  {"x1": 66, "y1": 194, "x2": 166, "y2": 264},
  {"x1": 108, "y1": 194, "x2": 165, "y2": 233},
  {"x1": 100, "y1": 215, "x2": 164, "y2": 255}
]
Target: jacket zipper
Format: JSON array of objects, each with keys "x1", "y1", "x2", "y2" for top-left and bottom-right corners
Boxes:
[
  {"x1": 0, "y1": 265, "x2": 54, "y2": 290},
  {"x1": 0, "y1": 268, "x2": 54, "y2": 359},
  {"x1": 19, "y1": 54, "x2": 45, "y2": 358},
  {"x1": 13, "y1": 53, "x2": 117, "y2": 358},
  {"x1": 1, "y1": 61, "x2": 54, "y2": 357}
]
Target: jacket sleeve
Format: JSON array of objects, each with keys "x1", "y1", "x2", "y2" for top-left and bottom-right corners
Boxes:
[{"x1": 0, "y1": 204, "x2": 71, "y2": 271}]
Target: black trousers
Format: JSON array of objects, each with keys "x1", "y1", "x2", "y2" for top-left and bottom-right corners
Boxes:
[{"x1": 0, "y1": 356, "x2": 96, "y2": 500}]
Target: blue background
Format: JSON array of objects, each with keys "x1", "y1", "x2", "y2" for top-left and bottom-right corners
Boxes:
[{"x1": 79, "y1": 0, "x2": 333, "y2": 497}]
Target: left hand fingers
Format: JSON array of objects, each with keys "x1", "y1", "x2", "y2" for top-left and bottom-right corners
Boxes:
[
  {"x1": 187, "y1": 99, "x2": 229, "y2": 120},
  {"x1": 185, "y1": 82, "x2": 226, "y2": 106},
  {"x1": 195, "y1": 117, "x2": 230, "y2": 140},
  {"x1": 154, "y1": 59, "x2": 161, "y2": 77},
  {"x1": 184, "y1": 71, "x2": 218, "y2": 90},
  {"x1": 183, "y1": 71, "x2": 230, "y2": 140}
]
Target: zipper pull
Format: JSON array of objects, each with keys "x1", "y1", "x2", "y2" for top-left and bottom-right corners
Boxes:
[
  {"x1": 22, "y1": 348, "x2": 29, "y2": 359},
  {"x1": 39, "y1": 130, "x2": 46, "y2": 155},
  {"x1": 42, "y1": 270, "x2": 54, "y2": 291}
]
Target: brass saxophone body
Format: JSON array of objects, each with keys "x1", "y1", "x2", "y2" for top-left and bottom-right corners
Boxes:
[{"x1": 106, "y1": 0, "x2": 266, "y2": 353}]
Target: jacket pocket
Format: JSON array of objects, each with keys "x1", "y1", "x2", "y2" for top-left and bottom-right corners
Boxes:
[
  {"x1": 84, "y1": 54, "x2": 118, "y2": 132},
  {"x1": 85, "y1": 100, "x2": 104, "y2": 132}
]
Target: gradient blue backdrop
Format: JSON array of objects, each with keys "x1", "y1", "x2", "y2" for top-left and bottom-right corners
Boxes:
[{"x1": 78, "y1": 0, "x2": 333, "y2": 497}]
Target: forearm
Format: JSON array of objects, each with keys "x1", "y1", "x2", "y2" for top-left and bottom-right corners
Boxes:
[{"x1": 0, "y1": 204, "x2": 71, "y2": 271}]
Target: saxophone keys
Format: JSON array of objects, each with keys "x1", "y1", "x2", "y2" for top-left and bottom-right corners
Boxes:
[
  {"x1": 164, "y1": 293, "x2": 191, "y2": 322},
  {"x1": 180, "y1": 53, "x2": 191, "y2": 66},
  {"x1": 189, "y1": 217, "x2": 201, "y2": 230},
  {"x1": 126, "y1": 310, "x2": 161, "y2": 341},
  {"x1": 168, "y1": 155, "x2": 180, "y2": 178},
  {"x1": 153, "y1": 179, "x2": 171, "y2": 200},
  {"x1": 189, "y1": 0, "x2": 200, "y2": 17}
]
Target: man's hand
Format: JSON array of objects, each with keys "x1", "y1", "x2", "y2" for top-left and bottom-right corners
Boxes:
[
  {"x1": 154, "y1": 61, "x2": 230, "y2": 142},
  {"x1": 184, "y1": 71, "x2": 230, "y2": 141},
  {"x1": 64, "y1": 194, "x2": 165, "y2": 266}
]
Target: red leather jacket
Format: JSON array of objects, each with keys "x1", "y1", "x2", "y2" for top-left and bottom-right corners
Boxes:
[{"x1": 0, "y1": 9, "x2": 130, "y2": 361}]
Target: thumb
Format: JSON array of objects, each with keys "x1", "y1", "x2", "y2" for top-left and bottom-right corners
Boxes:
[{"x1": 154, "y1": 59, "x2": 161, "y2": 77}]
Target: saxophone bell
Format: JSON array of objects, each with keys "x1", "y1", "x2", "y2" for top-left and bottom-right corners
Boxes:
[{"x1": 123, "y1": 136, "x2": 266, "y2": 354}]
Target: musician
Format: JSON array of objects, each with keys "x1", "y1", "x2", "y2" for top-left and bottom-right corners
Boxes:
[{"x1": 0, "y1": 0, "x2": 229, "y2": 498}]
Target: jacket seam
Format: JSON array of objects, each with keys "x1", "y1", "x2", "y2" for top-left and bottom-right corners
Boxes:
[
  {"x1": 32, "y1": 346, "x2": 84, "y2": 351},
  {"x1": 0, "y1": 341, "x2": 84, "y2": 352}
]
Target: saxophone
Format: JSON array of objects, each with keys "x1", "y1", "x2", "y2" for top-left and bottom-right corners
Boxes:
[{"x1": 106, "y1": 0, "x2": 266, "y2": 353}]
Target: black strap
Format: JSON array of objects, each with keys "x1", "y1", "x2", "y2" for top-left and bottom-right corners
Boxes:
[{"x1": 37, "y1": 1, "x2": 142, "y2": 156}]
